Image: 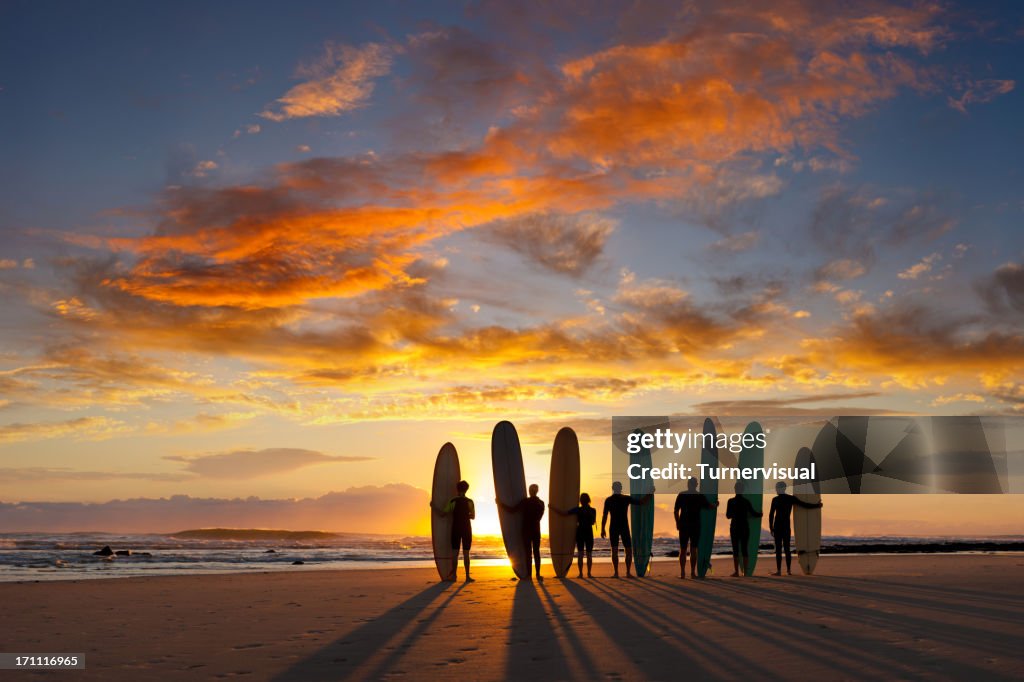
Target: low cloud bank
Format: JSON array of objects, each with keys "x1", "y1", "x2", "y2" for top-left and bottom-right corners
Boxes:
[{"x1": 0, "y1": 484, "x2": 428, "y2": 535}]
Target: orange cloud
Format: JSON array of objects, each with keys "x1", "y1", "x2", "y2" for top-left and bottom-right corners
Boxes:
[
  {"x1": 260, "y1": 42, "x2": 392, "y2": 121},
  {"x1": 33, "y1": 1, "x2": 1010, "y2": 431}
]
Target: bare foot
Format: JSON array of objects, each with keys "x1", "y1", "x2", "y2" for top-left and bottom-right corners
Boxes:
[
  {"x1": 730, "y1": 572, "x2": 740, "y2": 577},
  {"x1": 771, "y1": 571, "x2": 781, "y2": 576}
]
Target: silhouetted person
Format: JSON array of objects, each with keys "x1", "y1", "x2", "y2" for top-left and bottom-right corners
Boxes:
[
  {"x1": 601, "y1": 481, "x2": 651, "y2": 578},
  {"x1": 551, "y1": 492, "x2": 597, "y2": 578},
  {"x1": 500, "y1": 483, "x2": 545, "y2": 580},
  {"x1": 726, "y1": 481, "x2": 762, "y2": 577},
  {"x1": 768, "y1": 481, "x2": 824, "y2": 576},
  {"x1": 433, "y1": 480, "x2": 475, "y2": 582},
  {"x1": 673, "y1": 477, "x2": 718, "y2": 579}
]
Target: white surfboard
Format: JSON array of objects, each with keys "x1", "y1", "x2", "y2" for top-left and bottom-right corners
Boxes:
[{"x1": 793, "y1": 447, "x2": 822, "y2": 575}]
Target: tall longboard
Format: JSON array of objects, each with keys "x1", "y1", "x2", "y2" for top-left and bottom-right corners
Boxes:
[
  {"x1": 549, "y1": 427, "x2": 580, "y2": 579},
  {"x1": 431, "y1": 442, "x2": 461, "y2": 581},
  {"x1": 793, "y1": 447, "x2": 822, "y2": 575},
  {"x1": 492, "y1": 421, "x2": 530, "y2": 579},
  {"x1": 629, "y1": 429, "x2": 655, "y2": 577},
  {"x1": 738, "y1": 421, "x2": 764, "y2": 576},
  {"x1": 696, "y1": 418, "x2": 719, "y2": 577}
]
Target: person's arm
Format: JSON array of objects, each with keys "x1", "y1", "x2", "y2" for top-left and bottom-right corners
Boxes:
[
  {"x1": 468, "y1": 499, "x2": 475, "y2": 520},
  {"x1": 601, "y1": 500, "x2": 609, "y2": 538},
  {"x1": 793, "y1": 495, "x2": 824, "y2": 509},
  {"x1": 768, "y1": 498, "x2": 778, "y2": 534},
  {"x1": 496, "y1": 497, "x2": 523, "y2": 512},
  {"x1": 549, "y1": 504, "x2": 569, "y2": 516},
  {"x1": 673, "y1": 495, "x2": 683, "y2": 526},
  {"x1": 538, "y1": 500, "x2": 545, "y2": 521}
]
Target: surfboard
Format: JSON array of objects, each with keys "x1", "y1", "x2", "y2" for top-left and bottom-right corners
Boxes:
[
  {"x1": 549, "y1": 427, "x2": 580, "y2": 579},
  {"x1": 793, "y1": 446, "x2": 822, "y2": 575},
  {"x1": 629, "y1": 428, "x2": 655, "y2": 577},
  {"x1": 492, "y1": 420, "x2": 530, "y2": 579},
  {"x1": 696, "y1": 418, "x2": 719, "y2": 577},
  {"x1": 738, "y1": 421, "x2": 764, "y2": 576},
  {"x1": 430, "y1": 442, "x2": 461, "y2": 581}
]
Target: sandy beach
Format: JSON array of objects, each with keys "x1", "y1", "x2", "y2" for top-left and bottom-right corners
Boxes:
[{"x1": 2, "y1": 554, "x2": 1022, "y2": 680}]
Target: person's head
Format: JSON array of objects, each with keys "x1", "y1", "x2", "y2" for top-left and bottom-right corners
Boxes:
[
  {"x1": 776, "y1": 481, "x2": 787, "y2": 495},
  {"x1": 612, "y1": 481, "x2": 623, "y2": 494},
  {"x1": 528, "y1": 483, "x2": 539, "y2": 497},
  {"x1": 687, "y1": 477, "x2": 698, "y2": 492},
  {"x1": 457, "y1": 480, "x2": 469, "y2": 494},
  {"x1": 579, "y1": 492, "x2": 591, "y2": 505},
  {"x1": 734, "y1": 481, "x2": 745, "y2": 494}
]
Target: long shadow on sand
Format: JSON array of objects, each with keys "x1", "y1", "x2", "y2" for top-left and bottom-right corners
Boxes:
[
  {"x1": 272, "y1": 581, "x2": 456, "y2": 681},
  {"x1": 797, "y1": 575, "x2": 1024, "y2": 624},
  {"x1": 562, "y1": 579, "x2": 734, "y2": 679},
  {"x1": 708, "y1": 577, "x2": 1019, "y2": 666},
  {"x1": 642, "y1": 577, "x2": 1008, "y2": 678},
  {"x1": 506, "y1": 580, "x2": 573, "y2": 681},
  {"x1": 536, "y1": 580, "x2": 602, "y2": 682}
]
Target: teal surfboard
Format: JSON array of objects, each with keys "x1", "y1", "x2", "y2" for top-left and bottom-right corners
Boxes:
[
  {"x1": 738, "y1": 421, "x2": 764, "y2": 576},
  {"x1": 629, "y1": 429, "x2": 655, "y2": 577},
  {"x1": 696, "y1": 418, "x2": 718, "y2": 577}
]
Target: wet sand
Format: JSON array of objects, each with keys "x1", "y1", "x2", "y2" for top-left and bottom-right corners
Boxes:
[{"x1": 2, "y1": 554, "x2": 1022, "y2": 680}]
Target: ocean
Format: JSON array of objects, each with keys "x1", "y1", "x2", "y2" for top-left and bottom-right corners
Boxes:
[{"x1": 2, "y1": 530, "x2": 1020, "y2": 582}]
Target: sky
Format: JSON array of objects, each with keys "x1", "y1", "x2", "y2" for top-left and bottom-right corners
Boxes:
[{"x1": 1, "y1": 0, "x2": 1022, "y2": 537}]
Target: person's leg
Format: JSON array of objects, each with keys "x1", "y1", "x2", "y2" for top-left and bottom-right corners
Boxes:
[
  {"x1": 783, "y1": 533, "x2": 792, "y2": 575},
  {"x1": 611, "y1": 539, "x2": 620, "y2": 576},
  {"x1": 690, "y1": 527, "x2": 701, "y2": 577},
  {"x1": 739, "y1": 527, "x2": 750, "y2": 576},
  {"x1": 730, "y1": 530, "x2": 741, "y2": 576},
  {"x1": 623, "y1": 529, "x2": 633, "y2": 577},
  {"x1": 463, "y1": 534, "x2": 473, "y2": 581},
  {"x1": 576, "y1": 537, "x2": 584, "y2": 577},
  {"x1": 773, "y1": 533, "x2": 783, "y2": 575},
  {"x1": 678, "y1": 532, "x2": 686, "y2": 578},
  {"x1": 585, "y1": 537, "x2": 594, "y2": 577},
  {"x1": 532, "y1": 537, "x2": 542, "y2": 578},
  {"x1": 450, "y1": 534, "x2": 460, "y2": 581}
]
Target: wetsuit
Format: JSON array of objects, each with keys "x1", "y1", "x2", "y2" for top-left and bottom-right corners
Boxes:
[
  {"x1": 568, "y1": 505, "x2": 597, "y2": 554},
  {"x1": 674, "y1": 491, "x2": 708, "y2": 557},
  {"x1": 769, "y1": 493, "x2": 821, "y2": 573},
  {"x1": 726, "y1": 495, "x2": 757, "y2": 564},
  {"x1": 513, "y1": 496, "x2": 545, "y2": 571},
  {"x1": 602, "y1": 493, "x2": 640, "y2": 549},
  {"x1": 445, "y1": 495, "x2": 474, "y2": 551}
]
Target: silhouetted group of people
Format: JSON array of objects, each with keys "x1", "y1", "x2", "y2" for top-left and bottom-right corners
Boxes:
[{"x1": 433, "y1": 477, "x2": 820, "y2": 581}]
